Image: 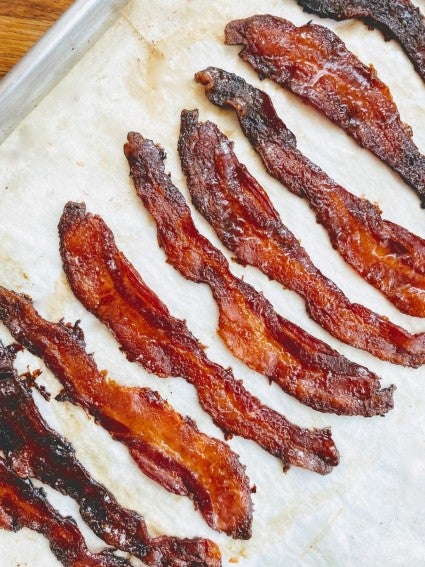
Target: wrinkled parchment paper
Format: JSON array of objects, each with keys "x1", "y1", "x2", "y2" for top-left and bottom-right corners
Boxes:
[{"x1": 0, "y1": 1, "x2": 424, "y2": 565}]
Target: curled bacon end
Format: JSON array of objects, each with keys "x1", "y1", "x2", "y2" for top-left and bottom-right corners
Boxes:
[
  {"x1": 195, "y1": 66, "x2": 425, "y2": 320},
  {"x1": 59, "y1": 202, "x2": 339, "y2": 475},
  {"x1": 125, "y1": 130, "x2": 394, "y2": 417},
  {"x1": 224, "y1": 15, "x2": 425, "y2": 207},
  {"x1": 0, "y1": 342, "x2": 221, "y2": 566},
  {"x1": 297, "y1": 0, "x2": 425, "y2": 83},
  {"x1": 0, "y1": 286, "x2": 252, "y2": 540},
  {"x1": 0, "y1": 456, "x2": 128, "y2": 567}
]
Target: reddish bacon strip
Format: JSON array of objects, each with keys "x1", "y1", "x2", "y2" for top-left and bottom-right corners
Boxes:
[
  {"x1": 195, "y1": 67, "x2": 425, "y2": 319},
  {"x1": 124, "y1": 131, "x2": 394, "y2": 417},
  {"x1": 0, "y1": 287, "x2": 252, "y2": 540},
  {"x1": 59, "y1": 202, "x2": 338, "y2": 475},
  {"x1": 0, "y1": 342, "x2": 221, "y2": 566},
  {"x1": 225, "y1": 15, "x2": 425, "y2": 207},
  {"x1": 178, "y1": 103, "x2": 425, "y2": 367},
  {"x1": 297, "y1": 0, "x2": 425, "y2": 82},
  {"x1": 0, "y1": 457, "x2": 127, "y2": 567}
]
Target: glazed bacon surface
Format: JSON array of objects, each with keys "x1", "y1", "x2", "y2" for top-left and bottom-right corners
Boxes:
[
  {"x1": 225, "y1": 15, "x2": 425, "y2": 207},
  {"x1": 0, "y1": 342, "x2": 221, "y2": 566},
  {"x1": 297, "y1": 0, "x2": 425, "y2": 82},
  {"x1": 59, "y1": 203, "x2": 338, "y2": 475},
  {"x1": 179, "y1": 100, "x2": 425, "y2": 367},
  {"x1": 195, "y1": 67, "x2": 425, "y2": 319},
  {"x1": 124, "y1": 131, "x2": 394, "y2": 417},
  {"x1": 0, "y1": 456, "x2": 128, "y2": 567},
  {"x1": 0, "y1": 286, "x2": 252, "y2": 540}
]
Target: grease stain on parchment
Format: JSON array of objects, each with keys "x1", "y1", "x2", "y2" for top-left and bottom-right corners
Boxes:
[{"x1": 301, "y1": 507, "x2": 343, "y2": 561}]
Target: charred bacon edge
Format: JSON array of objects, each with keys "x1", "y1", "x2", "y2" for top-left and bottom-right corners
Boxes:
[
  {"x1": 0, "y1": 444, "x2": 128, "y2": 566},
  {"x1": 0, "y1": 341, "x2": 222, "y2": 566}
]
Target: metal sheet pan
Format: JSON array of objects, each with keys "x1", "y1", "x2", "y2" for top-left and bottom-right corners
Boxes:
[{"x1": 0, "y1": 0, "x2": 129, "y2": 144}]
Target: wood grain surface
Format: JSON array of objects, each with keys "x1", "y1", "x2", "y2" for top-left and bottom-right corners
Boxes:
[{"x1": 0, "y1": 0, "x2": 74, "y2": 79}]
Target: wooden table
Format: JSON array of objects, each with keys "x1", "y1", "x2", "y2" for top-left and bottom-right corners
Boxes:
[{"x1": 0, "y1": 0, "x2": 74, "y2": 79}]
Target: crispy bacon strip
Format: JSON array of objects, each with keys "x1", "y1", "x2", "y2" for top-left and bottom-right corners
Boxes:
[
  {"x1": 124, "y1": 131, "x2": 394, "y2": 417},
  {"x1": 195, "y1": 67, "x2": 425, "y2": 319},
  {"x1": 0, "y1": 342, "x2": 221, "y2": 566},
  {"x1": 179, "y1": 102, "x2": 425, "y2": 367},
  {"x1": 224, "y1": 15, "x2": 425, "y2": 207},
  {"x1": 297, "y1": 0, "x2": 425, "y2": 82},
  {"x1": 0, "y1": 287, "x2": 252, "y2": 540},
  {"x1": 0, "y1": 456, "x2": 128, "y2": 567},
  {"x1": 59, "y1": 202, "x2": 339, "y2": 475}
]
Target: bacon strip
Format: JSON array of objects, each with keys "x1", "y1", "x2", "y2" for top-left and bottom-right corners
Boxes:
[
  {"x1": 224, "y1": 15, "x2": 425, "y2": 207},
  {"x1": 59, "y1": 202, "x2": 338, "y2": 475},
  {"x1": 0, "y1": 287, "x2": 252, "y2": 540},
  {"x1": 195, "y1": 67, "x2": 425, "y2": 319},
  {"x1": 124, "y1": 131, "x2": 394, "y2": 417},
  {"x1": 0, "y1": 457, "x2": 128, "y2": 567},
  {"x1": 297, "y1": 0, "x2": 425, "y2": 82},
  {"x1": 179, "y1": 101, "x2": 425, "y2": 367},
  {"x1": 0, "y1": 342, "x2": 221, "y2": 566}
]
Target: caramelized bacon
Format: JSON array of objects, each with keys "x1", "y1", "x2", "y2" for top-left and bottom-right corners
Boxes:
[
  {"x1": 179, "y1": 101, "x2": 425, "y2": 367},
  {"x1": 0, "y1": 342, "x2": 221, "y2": 566},
  {"x1": 195, "y1": 67, "x2": 425, "y2": 319},
  {"x1": 59, "y1": 202, "x2": 339, "y2": 475},
  {"x1": 124, "y1": 131, "x2": 394, "y2": 417},
  {"x1": 297, "y1": 0, "x2": 425, "y2": 82},
  {"x1": 0, "y1": 456, "x2": 128, "y2": 567},
  {"x1": 224, "y1": 15, "x2": 425, "y2": 207},
  {"x1": 0, "y1": 287, "x2": 252, "y2": 540}
]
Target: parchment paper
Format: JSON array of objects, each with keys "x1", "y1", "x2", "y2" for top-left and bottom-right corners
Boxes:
[{"x1": 0, "y1": 1, "x2": 424, "y2": 565}]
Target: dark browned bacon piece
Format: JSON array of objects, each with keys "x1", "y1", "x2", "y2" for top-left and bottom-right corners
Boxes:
[
  {"x1": 125, "y1": 131, "x2": 394, "y2": 417},
  {"x1": 0, "y1": 287, "x2": 252, "y2": 540},
  {"x1": 0, "y1": 342, "x2": 221, "y2": 566},
  {"x1": 297, "y1": 0, "x2": 425, "y2": 82},
  {"x1": 179, "y1": 100, "x2": 425, "y2": 367},
  {"x1": 59, "y1": 202, "x2": 338, "y2": 476},
  {"x1": 0, "y1": 455, "x2": 128, "y2": 567},
  {"x1": 225, "y1": 15, "x2": 425, "y2": 207},
  {"x1": 195, "y1": 67, "x2": 425, "y2": 319}
]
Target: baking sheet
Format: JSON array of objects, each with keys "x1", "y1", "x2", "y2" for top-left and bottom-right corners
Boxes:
[
  {"x1": 0, "y1": 0, "x2": 424, "y2": 565},
  {"x1": 0, "y1": 0, "x2": 129, "y2": 144}
]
